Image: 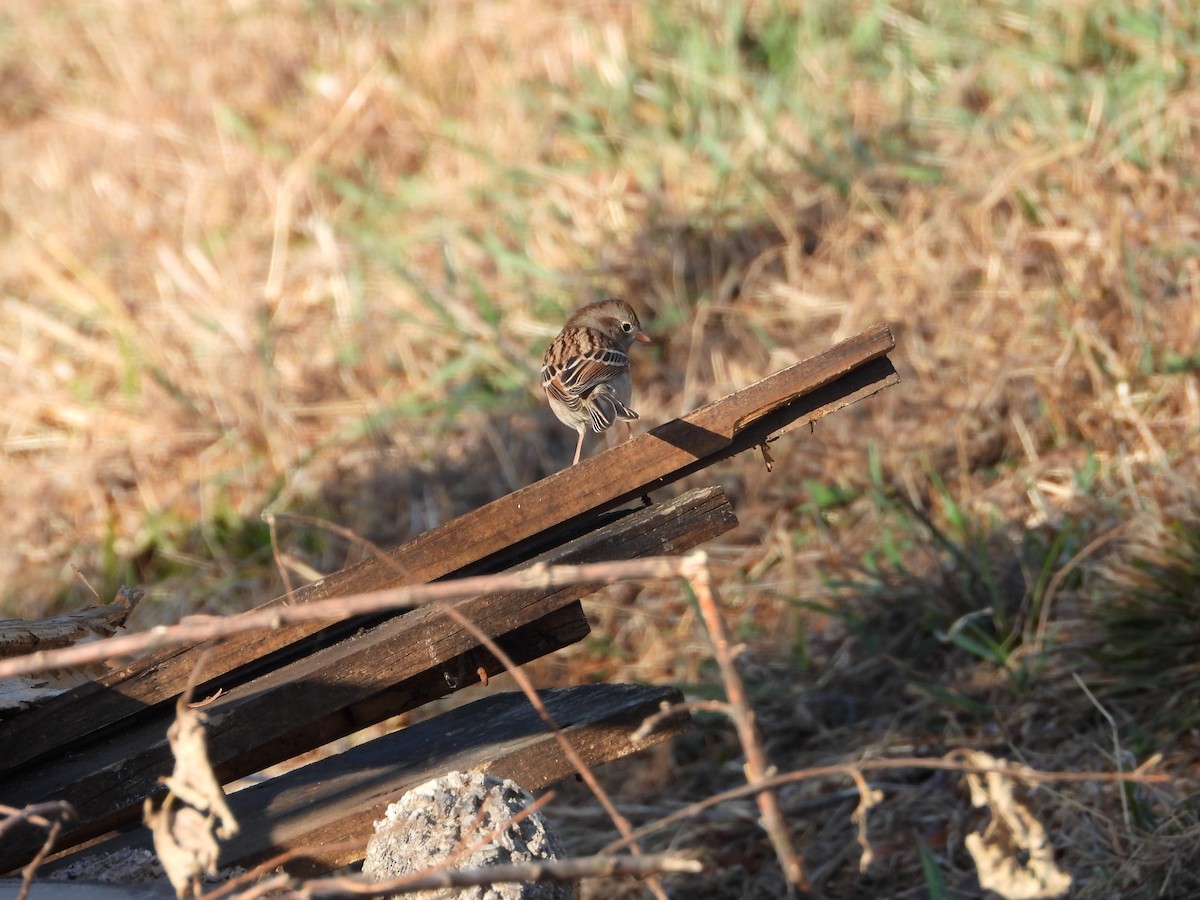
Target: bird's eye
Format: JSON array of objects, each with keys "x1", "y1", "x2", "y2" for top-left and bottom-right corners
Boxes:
[{"x1": 621, "y1": 322, "x2": 634, "y2": 333}]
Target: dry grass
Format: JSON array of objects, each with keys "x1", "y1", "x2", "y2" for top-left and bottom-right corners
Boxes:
[{"x1": 3, "y1": 0, "x2": 1200, "y2": 896}]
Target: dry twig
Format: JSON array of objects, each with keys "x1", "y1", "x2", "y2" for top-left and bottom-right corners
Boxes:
[
  {"x1": 0, "y1": 556, "x2": 699, "y2": 679},
  {"x1": 220, "y1": 853, "x2": 703, "y2": 899},
  {"x1": 146, "y1": 653, "x2": 240, "y2": 899},
  {"x1": 435, "y1": 600, "x2": 671, "y2": 900},
  {"x1": 601, "y1": 755, "x2": 1168, "y2": 854},
  {"x1": 680, "y1": 552, "x2": 808, "y2": 891},
  {"x1": 246, "y1": 518, "x2": 680, "y2": 899},
  {"x1": 0, "y1": 801, "x2": 77, "y2": 900}
]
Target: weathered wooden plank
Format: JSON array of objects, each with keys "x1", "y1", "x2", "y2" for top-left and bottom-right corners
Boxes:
[
  {"x1": 0, "y1": 487, "x2": 736, "y2": 870},
  {"x1": 0, "y1": 596, "x2": 135, "y2": 659},
  {"x1": 52, "y1": 684, "x2": 690, "y2": 876},
  {"x1": 304, "y1": 324, "x2": 896, "y2": 588},
  {"x1": 0, "y1": 594, "x2": 137, "y2": 714},
  {"x1": 0, "y1": 606, "x2": 587, "y2": 875},
  {"x1": 0, "y1": 324, "x2": 894, "y2": 775}
]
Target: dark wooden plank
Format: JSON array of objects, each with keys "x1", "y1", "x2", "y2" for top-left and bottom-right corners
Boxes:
[
  {"x1": 0, "y1": 606, "x2": 588, "y2": 876},
  {"x1": 51, "y1": 684, "x2": 690, "y2": 876},
  {"x1": 302, "y1": 323, "x2": 896, "y2": 590},
  {"x1": 0, "y1": 595, "x2": 136, "y2": 715},
  {"x1": 0, "y1": 487, "x2": 736, "y2": 871},
  {"x1": 0, "y1": 324, "x2": 895, "y2": 774}
]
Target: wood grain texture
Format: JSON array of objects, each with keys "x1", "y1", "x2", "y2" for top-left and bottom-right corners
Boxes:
[
  {"x1": 0, "y1": 487, "x2": 736, "y2": 871},
  {"x1": 51, "y1": 684, "x2": 690, "y2": 876},
  {"x1": 0, "y1": 596, "x2": 137, "y2": 713},
  {"x1": 0, "y1": 324, "x2": 895, "y2": 777}
]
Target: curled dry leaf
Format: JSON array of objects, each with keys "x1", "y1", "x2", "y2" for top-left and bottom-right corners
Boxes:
[
  {"x1": 145, "y1": 690, "x2": 239, "y2": 898},
  {"x1": 162, "y1": 699, "x2": 239, "y2": 841},
  {"x1": 959, "y1": 751, "x2": 1071, "y2": 900},
  {"x1": 145, "y1": 796, "x2": 222, "y2": 900}
]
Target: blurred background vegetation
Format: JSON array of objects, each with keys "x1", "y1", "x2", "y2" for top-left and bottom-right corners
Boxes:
[{"x1": 1, "y1": 1, "x2": 1198, "y2": 896}]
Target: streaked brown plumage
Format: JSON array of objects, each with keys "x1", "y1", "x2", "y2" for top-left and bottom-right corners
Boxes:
[{"x1": 541, "y1": 298, "x2": 651, "y2": 466}]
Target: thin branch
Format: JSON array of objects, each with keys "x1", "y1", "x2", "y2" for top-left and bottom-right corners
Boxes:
[
  {"x1": 600, "y1": 755, "x2": 1169, "y2": 854},
  {"x1": 200, "y1": 843, "x2": 365, "y2": 900},
  {"x1": 0, "y1": 802, "x2": 77, "y2": 841},
  {"x1": 1073, "y1": 671, "x2": 1131, "y2": 828},
  {"x1": 1032, "y1": 521, "x2": 1126, "y2": 647},
  {"x1": 631, "y1": 699, "x2": 734, "y2": 742},
  {"x1": 18, "y1": 814, "x2": 67, "y2": 900},
  {"x1": 70, "y1": 565, "x2": 101, "y2": 602},
  {"x1": 211, "y1": 793, "x2": 559, "y2": 900},
  {"x1": 436, "y1": 601, "x2": 670, "y2": 900},
  {"x1": 275, "y1": 854, "x2": 702, "y2": 899},
  {"x1": 1, "y1": 802, "x2": 76, "y2": 900},
  {"x1": 283, "y1": 512, "x2": 672, "y2": 900},
  {"x1": 681, "y1": 552, "x2": 808, "y2": 891},
  {"x1": 264, "y1": 512, "x2": 401, "y2": 594},
  {"x1": 0, "y1": 555, "x2": 700, "y2": 678},
  {"x1": 264, "y1": 512, "x2": 297, "y2": 603}
]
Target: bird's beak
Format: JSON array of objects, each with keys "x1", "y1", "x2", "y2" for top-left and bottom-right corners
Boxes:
[{"x1": 634, "y1": 330, "x2": 652, "y2": 343}]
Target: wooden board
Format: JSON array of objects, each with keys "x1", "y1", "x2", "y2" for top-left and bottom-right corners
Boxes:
[
  {"x1": 53, "y1": 684, "x2": 690, "y2": 876},
  {"x1": 0, "y1": 324, "x2": 896, "y2": 777},
  {"x1": 0, "y1": 487, "x2": 736, "y2": 871},
  {"x1": 0, "y1": 596, "x2": 136, "y2": 713}
]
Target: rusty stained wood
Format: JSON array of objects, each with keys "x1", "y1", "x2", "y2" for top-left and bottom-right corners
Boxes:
[
  {"x1": 0, "y1": 324, "x2": 896, "y2": 778},
  {"x1": 54, "y1": 684, "x2": 690, "y2": 876},
  {"x1": 0, "y1": 486, "x2": 737, "y2": 871}
]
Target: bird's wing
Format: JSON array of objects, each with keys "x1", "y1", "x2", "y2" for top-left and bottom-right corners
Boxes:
[{"x1": 541, "y1": 341, "x2": 629, "y2": 411}]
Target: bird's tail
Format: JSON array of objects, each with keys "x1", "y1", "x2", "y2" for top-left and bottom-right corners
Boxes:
[{"x1": 586, "y1": 384, "x2": 639, "y2": 433}]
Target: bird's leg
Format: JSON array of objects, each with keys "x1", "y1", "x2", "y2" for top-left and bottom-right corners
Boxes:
[{"x1": 572, "y1": 429, "x2": 585, "y2": 466}]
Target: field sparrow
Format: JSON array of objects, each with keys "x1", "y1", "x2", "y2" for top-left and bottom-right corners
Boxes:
[{"x1": 541, "y1": 298, "x2": 652, "y2": 466}]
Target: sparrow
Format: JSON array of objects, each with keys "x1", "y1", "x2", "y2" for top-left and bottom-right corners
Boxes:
[{"x1": 541, "y1": 298, "x2": 652, "y2": 466}]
